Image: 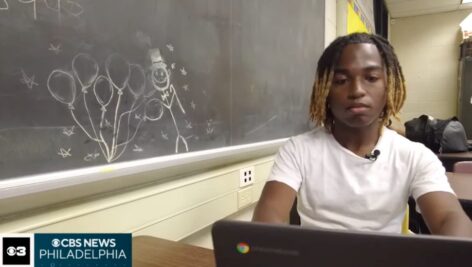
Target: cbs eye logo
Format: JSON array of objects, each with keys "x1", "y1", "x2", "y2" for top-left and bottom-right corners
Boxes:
[{"x1": 2, "y1": 237, "x2": 30, "y2": 265}]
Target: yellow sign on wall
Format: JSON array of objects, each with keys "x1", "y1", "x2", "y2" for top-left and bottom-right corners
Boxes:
[{"x1": 347, "y1": 0, "x2": 371, "y2": 34}]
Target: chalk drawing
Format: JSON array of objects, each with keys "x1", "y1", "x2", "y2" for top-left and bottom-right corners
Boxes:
[
  {"x1": 246, "y1": 115, "x2": 277, "y2": 135},
  {"x1": 0, "y1": 0, "x2": 9, "y2": 10},
  {"x1": 62, "y1": 126, "x2": 75, "y2": 136},
  {"x1": 47, "y1": 53, "x2": 146, "y2": 162},
  {"x1": 161, "y1": 130, "x2": 168, "y2": 140},
  {"x1": 48, "y1": 43, "x2": 62, "y2": 54},
  {"x1": 146, "y1": 48, "x2": 189, "y2": 153},
  {"x1": 1, "y1": 0, "x2": 84, "y2": 21},
  {"x1": 180, "y1": 67, "x2": 187, "y2": 76},
  {"x1": 206, "y1": 119, "x2": 214, "y2": 135},
  {"x1": 47, "y1": 45, "x2": 198, "y2": 162},
  {"x1": 57, "y1": 147, "x2": 71, "y2": 158},
  {"x1": 83, "y1": 151, "x2": 100, "y2": 161},
  {"x1": 185, "y1": 120, "x2": 192, "y2": 129},
  {"x1": 132, "y1": 144, "x2": 143, "y2": 152},
  {"x1": 20, "y1": 69, "x2": 38, "y2": 89}
]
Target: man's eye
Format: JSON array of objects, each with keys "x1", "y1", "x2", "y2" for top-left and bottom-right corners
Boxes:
[
  {"x1": 333, "y1": 79, "x2": 346, "y2": 85},
  {"x1": 366, "y1": 76, "x2": 379, "y2": 82}
]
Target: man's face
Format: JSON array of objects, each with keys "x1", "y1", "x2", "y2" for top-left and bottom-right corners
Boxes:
[{"x1": 327, "y1": 43, "x2": 387, "y2": 130}]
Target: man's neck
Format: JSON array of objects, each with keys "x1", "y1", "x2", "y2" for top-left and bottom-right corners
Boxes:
[{"x1": 331, "y1": 123, "x2": 382, "y2": 157}]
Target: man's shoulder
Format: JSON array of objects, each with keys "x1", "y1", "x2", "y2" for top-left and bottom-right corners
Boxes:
[
  {"x1": 278, "y1": 127, "x2": 328, "y2": 155},
  {"x1": 290, "y1": 127, "x2": 328, "y2": 145},
  {"x1": 383, "y1": 127, "x2": 431, "y2": 154}
]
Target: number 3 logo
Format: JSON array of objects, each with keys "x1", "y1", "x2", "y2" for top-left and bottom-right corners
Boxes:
[{"x1": 6, "y1": 246, "x2": 26, "y2": 256}]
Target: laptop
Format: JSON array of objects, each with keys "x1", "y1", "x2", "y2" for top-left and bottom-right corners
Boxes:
[{"x1": 212, "y1": 220, "x2": 472, "y2": 267}]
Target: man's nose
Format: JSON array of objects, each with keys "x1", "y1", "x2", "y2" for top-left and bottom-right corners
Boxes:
[{"x1": 348, "y1": 78, "x2": 366, "y2": 99}]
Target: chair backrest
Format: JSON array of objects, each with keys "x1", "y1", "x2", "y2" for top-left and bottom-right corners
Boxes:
[
  {"x1": 289, "y1": 198, "x2": 300, "y2": 225},
  {"x1": 453, "y1": 161, "x2": 472, "y2": 173}
]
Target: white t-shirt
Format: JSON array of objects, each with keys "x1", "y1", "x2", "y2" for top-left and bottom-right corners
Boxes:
[{"x1": 268, "y1": 127, "x2": 454, "y2": 233}]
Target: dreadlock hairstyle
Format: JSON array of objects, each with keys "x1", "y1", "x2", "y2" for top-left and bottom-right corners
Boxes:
[{"x1": 309, "y1": 33, "x2": 406, "y2": 132}]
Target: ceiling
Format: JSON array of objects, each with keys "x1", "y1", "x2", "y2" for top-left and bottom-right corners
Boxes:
[{"x1": 385, "y1": 0, "x2": 472, "y2": 18}]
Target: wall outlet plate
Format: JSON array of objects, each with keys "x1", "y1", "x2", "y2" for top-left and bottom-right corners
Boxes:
[{"x1": 239, "y1": 166, "x2": 255, "y2": 187}]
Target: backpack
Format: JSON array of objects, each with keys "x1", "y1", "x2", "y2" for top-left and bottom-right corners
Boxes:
[{"x1": 404, "y1": 115, "x2": 468, "y2": 153}]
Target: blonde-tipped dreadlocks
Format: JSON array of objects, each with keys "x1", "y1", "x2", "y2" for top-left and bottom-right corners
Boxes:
[{"x1": 309, "y1": 33, "x2": 406, "y2": 132}]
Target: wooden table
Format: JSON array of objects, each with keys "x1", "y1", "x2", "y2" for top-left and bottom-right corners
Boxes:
[
  {"x1": 133, "y1": 236, "x2": 216, "y2": 267},
  {"x1": 437, "y1": 151, "x2": 472, "y2": 171}
]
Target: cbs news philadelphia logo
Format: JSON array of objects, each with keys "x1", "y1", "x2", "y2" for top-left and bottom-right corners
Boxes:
[{"x1": 1, "y1": 233, "x2": 131, "y2": 267}]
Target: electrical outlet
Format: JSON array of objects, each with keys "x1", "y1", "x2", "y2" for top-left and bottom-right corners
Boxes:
[
  {"x1": 239, "y1": 166, "x2": 255, "y2": 187},
  {"x1": 238, "y1": 187, "x2": 253, "y2": 209}
]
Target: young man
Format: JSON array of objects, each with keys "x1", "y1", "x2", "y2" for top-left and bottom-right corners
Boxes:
[{"x1": 253, "y1": 33, "x2": 472, "y2": 237}]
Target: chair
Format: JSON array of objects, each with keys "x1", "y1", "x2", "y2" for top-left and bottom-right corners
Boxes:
[
  {"x1": 453, "y1": 161, "x2": 472, "y2": 173},
  {"x1": 401, "y1": 206, "x2": 411, "y2": 234},
  {"x1": 289, "y1": 198, "x2": 301, "y2": 225}
]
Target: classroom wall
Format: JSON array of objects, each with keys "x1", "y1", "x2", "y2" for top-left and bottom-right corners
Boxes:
[
  {"x1": 325, "y1": 0, "x2": 337, "y2": 47},
  {"x1": 390, "y1": 10, "x2": 471, "y2": 122},
  {"x1": 0, "y1": 156, "x2": 274, "y2": 240}
]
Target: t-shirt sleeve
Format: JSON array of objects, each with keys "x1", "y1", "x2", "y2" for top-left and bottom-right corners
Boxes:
[
  {"x1": 267, "y1": 138, "x2": 303, "y2": 192},
  {"x1": 410, "y1": 144, "x2": 455, "y2": 201}
]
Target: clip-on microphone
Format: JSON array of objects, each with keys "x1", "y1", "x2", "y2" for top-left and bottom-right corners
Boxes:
[{"x1": 365, "y1": 149, "x2": 380, "y2": 161}]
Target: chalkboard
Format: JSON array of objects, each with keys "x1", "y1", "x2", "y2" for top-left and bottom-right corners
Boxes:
[{"x1": 0, "y1": 0, "x2": 324, "y2": 180}]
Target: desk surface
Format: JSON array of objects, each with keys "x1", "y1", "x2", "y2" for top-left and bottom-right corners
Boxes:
[
  {"x1": 133, "y1": 236, "x2": 216, "y2": 267},
  {"x1": 447, "y1": 172, "x2": 472, "y2": 201}
]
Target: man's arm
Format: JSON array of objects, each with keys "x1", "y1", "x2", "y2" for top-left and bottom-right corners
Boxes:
[
  {"x1": 252, "y1": 181, "x2": 297, "y2": 224},
  {"x1": 417, "y1": 191, "x2": 472, "y2": 237}
]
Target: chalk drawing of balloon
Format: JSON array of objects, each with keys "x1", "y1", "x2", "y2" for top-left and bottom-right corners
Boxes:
[
  {"x1": 144, "y1": 98, "x2": 164, "y2": 121},
  {"x1": 106, "y1": 54, "x2": 130, "y2": 91},
  {"x1": 72, "y1": 53, "x2": 99, "y2": 90},
  {"x1": 93, "y1": 75, "x2": 114, "y2": 108},
  {"x1": 128, "y1": 64, "x2": 146, "y2": 98},
  {"x1": 47, "y1": 70, "x2": 77, "y2": 106}
]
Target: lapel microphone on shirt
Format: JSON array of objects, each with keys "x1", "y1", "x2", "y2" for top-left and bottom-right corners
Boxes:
[{"x1": 365, "y1": 149, "x2": 381, "y2": 161}]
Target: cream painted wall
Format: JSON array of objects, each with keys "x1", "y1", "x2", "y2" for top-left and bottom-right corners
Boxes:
[
  {"x1": 0, "y1": 156, "x2": 274, "y2": 240},
  {"x1": 336, "y1": 0, "x2": 348, "y2": 36},
  {"x1": 391, "y1": 10, "x2": 471, "y2": 122},
  {"x1": 325, "y1": 0, "x2": 337, "y2": 47}
]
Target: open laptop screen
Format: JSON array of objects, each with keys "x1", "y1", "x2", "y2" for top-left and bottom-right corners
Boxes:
[{"x1": 212, "y1": 220, "x2": 472, "y2": 267}]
